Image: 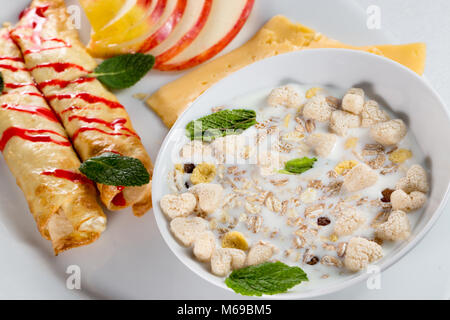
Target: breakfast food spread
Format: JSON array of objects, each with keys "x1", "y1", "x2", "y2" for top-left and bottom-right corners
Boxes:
[
  {"x1": 0, "y1": 26, "x2": 106, "y2": 254},
  {"x1": 146, "y1": 15, "x2": 426, "y2": 127},
  {"x1": 11, "y1": 0, "x2": 153, "y2": 216},
  {"x1": 160, "y1": 84, "x2": 428, "y2": 291},
  {"x1": 0, "y1": 0, "x2": 434, "y2": 297}
]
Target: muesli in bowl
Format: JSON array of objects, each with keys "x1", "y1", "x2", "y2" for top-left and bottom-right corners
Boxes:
[{"x1": 159, "y1": 84, "x2": 429, "y2": 296}]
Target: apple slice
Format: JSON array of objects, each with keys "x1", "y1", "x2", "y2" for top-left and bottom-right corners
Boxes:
[
  {"x1": 89, "y1": 0, "x2": 183, "y2": 58},
  {"x1": 147, "y1": 0, "x2": 212, "y2": 65},
  {"x1": 156, "y1": 0, "x2": 254, "y2": 71},
  {"x1": 89, "y1": 0, "x2": 157, "y2": 46},
  {"x1": 79, "y1": 0, "x2": 127, "y2": 32},
  {"x1": 118, "y1": 0, "x2": 184, "y2": 52},
  {"x1": 138, "y1": 0, "x2": 188, "y2": 52},
  {"x1": 114, "y1": 0, "x2": 168, "y2": 44}
]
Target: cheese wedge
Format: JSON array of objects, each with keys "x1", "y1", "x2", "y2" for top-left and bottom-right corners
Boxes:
[
  {"x1": 307, "y1": 37, "x2": 426, "y2": 75},
  {"x1": 146, "y1": 15, "x2": 426, "y2": 127}
]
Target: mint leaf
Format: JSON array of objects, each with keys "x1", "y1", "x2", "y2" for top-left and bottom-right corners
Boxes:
[
  {"x1": 280, "y1": 157, "x2": 317, "y2": 174},
  {"x1": 0, "y1": 72, "x2": 4, "y2": 94},
  {"x1": 225, "y1": 262, "x2": 308, "y2": 296},
  {"x1": 79, "y1": 152, "x2": 150, "y2": 186},
  {"x1": 91, "y1": 53, "x2": 155, "y2": 89},
  {"x1": 277, "y1": 169, "x2": 295, "y2": 175},
  {"x1": 186, "y1": 109, "x2": 256, "y2": 141}
]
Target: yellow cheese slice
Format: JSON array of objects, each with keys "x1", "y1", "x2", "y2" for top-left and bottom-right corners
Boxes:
[
  {"x1": 308, "y1": 36, "x2": 426, "y2": 75},
  {"x1": 146, "y1": 15, "x2": 426, "y2": 128}
]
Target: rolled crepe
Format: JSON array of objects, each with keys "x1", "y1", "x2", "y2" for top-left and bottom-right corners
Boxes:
[
  {"x1": 0, "y1": 26, "x2": 106, "y2": 254},
  {"x1": 12, "y1": 0, "x2": 153, "y2": 216}
]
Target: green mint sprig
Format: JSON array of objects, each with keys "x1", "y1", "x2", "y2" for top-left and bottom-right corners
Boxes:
[
  {"x1": 279, "y1": 157, "x2": 317, "y2": 175},
  {"x1": 90, "y1": 53, "x2": 155, "y2": 89},
  {"x1": 186, "y1": 109, "x2": 256, "y2": 141},
  {"x1": 225, "y1": 262, "x2": 308, "y2": 296},
  {"x1": 79, "y1": 152, "x2": 150, "y2": 186}
]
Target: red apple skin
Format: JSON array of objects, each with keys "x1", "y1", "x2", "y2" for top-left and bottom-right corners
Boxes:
[
  {"x1": 152, "y1": 0, "x2": 213, "y2": 66},
  {"x1": 147, "y1": 0, "x2": 168, "y2": 29},
  {"x1": 156, "y1": 0, "x2": 255, "y2": 71},
  {"x1": 138, "y1": 0, "x2": 187, "y2": 53}
]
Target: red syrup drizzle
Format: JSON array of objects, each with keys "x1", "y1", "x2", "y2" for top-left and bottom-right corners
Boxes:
[
  {"x1": 13, "y1": 6, "x2": 83, "y2": 72},
  {"x1": 0, "y1": 56, "x2": 24, "y2": 62},
  {"x1": 14, "y1": 5, "x2": 49, "y2": 49},
  {"x1": 0, "y1": 104, "x2": 59, "y2": 122},
  {"x1": 2, "y1": 83, "x2": 37, "y2": 95},
  {"x1": 4, "y1": 82, "x2": 35, "y2": 89},
  {"x1": 0, "y1": 64, "x2": 27, "y2": 72},
  {"x1": 47, "y1": 93, "x2": 125, "y2": 110},
  {"x1": 18, "y1": 4, "x2": 48, "y2": 20},
  {"x1": 28, "y1": 62, "x2": 90, "y2": 73},
  {"x1": 22, "y1": 92, "x2": 44, "y2": 98},
  {"x1": 112, "y1": 186, "x2": 126, "y2": 206},
  {"x1": 41, "y1": 169, "x2": 94, "y2": 186},
  {"x1": 0, "y1": 55, "x2": 35, "y2": 94},
  {"x1": 23, "y1": 38, "x2": 71, "y2": 55},
  {"x1": 38, "y1": 77, "x2": 95, "y2": 90},
  {"x1": 60, "y1": 105, "x2": 86, "y2": 115},
  {"x1": 68, "y1": 115, "x2": 139, "y2": 141},
  {"x1": 0, "y1": 127, "x2": 70, "y2": 152},
  {"x1": 71, "y1": 126, "x2": 137, "y2": 141},
  {"x1": 14, "y1": 5, "x2": 68, "y2": 55},
  {"x1": 0, "y1": 32, "x2": 11, "y2": 41}
]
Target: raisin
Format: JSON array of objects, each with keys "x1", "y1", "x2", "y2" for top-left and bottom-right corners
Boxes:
[
  {"x1": 184, "y1": 163, "x2": 196, "y2": 174},
  {"x1": 317, "y1": 217, "x2": 331, "y2": 226},
  {"x1": 184, "y1": 182, "x2": 191, "y2": 189},
  {"x1": 381, "y1": 188, "x2": 395, "y2": 203},
  {"x1": 307, "y1": 256, "x2": 319, "y2": 265},
  {"x1": 373, "y1": 237, "x2": 384, "y2": 246}
]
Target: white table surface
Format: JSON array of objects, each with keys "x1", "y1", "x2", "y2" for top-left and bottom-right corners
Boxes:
[{"x1": 0, "y1": 0, "x2": 449, "y2": 300}]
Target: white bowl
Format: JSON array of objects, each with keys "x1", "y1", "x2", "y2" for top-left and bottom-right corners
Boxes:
[{"x1": 152, "y1": 49, "x2": 450, "y2": 299}]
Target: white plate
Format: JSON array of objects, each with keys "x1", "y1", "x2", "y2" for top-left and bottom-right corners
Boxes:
[
  {"x1": 152, "y1": 48, "x2": 450, "y2": 299},
  {"x1": 0, "y1": 0, "x2": 444, "y2": 299}
]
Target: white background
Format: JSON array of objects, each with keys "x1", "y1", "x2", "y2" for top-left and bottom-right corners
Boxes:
[{"x1": 0, "y1": 0, "x2": 449, "y2": 299}]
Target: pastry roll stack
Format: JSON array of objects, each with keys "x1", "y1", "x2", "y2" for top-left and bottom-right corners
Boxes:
[
  {"x1": 0, "y1": 26, "x2": 106, "y2": 254},
  {"x1": 12, "y1": 0, "x2": 154, "y2": 216}
]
